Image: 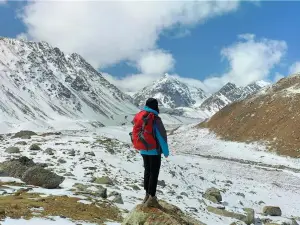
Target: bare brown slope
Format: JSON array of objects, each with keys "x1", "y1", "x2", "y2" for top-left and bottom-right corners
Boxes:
[{"x1": 200, "y1": 74, "x2": 300, "y2": 157}]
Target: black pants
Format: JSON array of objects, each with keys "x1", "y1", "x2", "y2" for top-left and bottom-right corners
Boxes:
[{"x1": 142, "y1": 155, "x2": 161, "y2": 197}]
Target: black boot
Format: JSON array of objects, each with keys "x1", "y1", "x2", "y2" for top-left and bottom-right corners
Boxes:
[{"x1": 142, "y1": 193, "x2": 149, "y2": 204}]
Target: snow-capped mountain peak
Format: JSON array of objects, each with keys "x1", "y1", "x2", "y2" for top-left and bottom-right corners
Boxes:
[
  {"x1": 133, "y1": 74, "x2": 207, "y2": 108},
  {"x1": 199, "y1": 80, "x2": 269, "y2": 115},
  {"x1": 0, "y1": 37, "x2": 138, "y2": 131}
]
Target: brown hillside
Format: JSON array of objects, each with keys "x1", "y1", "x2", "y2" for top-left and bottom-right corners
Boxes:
[{"x1": 201, "y1": 74, "x2": 300, "y2": 157}]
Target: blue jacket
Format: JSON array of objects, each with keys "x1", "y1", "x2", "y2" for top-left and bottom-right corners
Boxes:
[{"x1": 136, "y1": 106, "x2": 169, "y2": 157}]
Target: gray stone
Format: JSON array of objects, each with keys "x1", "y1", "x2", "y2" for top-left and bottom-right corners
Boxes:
[
  {"x1": 263, "y1": 206, "x2": 282, "y2": 216},
  {"x1": 29, "y1": 144, "x2": 41, "y2": 151},
  {"x1": 21, "y1": 166, "x2": 65, "y2": 189},
  {"x1": 69, "y1": 149, "x2": 76, "y2": 156},
  {"x1": 93, "y1": 176, "x2": 113, "y2": 185},
  {"x1": 12, "y1": 130, "x2": 37, "y2": 139},
  {"x1": 203, "y1": 187, "x2": 222, "y2": 203},
  {"x1": 157, "y1": 180, "x2": 166, "y2": 188},
  {"x1": 5, "y1": 147, "x2": 20, "y2": 154},
  {"x1": 44, "y1": 148, "x2": 54, "y2": 155},
  {"x1": 113, "y1": 194, "x2": 124, "y2": 204},
  {"x1": 207, "y1": 206, "x2": 254, "y2": 225},
  {"x1": 15, "y1": 141, "x2": 27, "y2": 145},
  {"x1": 58, "y1": 158, "x2": 67, "y2": 164}
]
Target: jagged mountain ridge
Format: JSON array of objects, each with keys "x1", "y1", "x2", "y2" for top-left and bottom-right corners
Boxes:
[
  {"x1": 133, "y1": 74, "x2": 207, "y2": 108},
  {"x1": 199, "y1": 81, "x2": 269, "y2": 115},
  {"x1": 0, "y1": 37, "x2": 138, "y2": 130},
  {"x1": 133, "y1": 74, "x2": 269, "y2": 118}
]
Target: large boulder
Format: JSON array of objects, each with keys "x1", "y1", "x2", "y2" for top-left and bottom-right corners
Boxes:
[
  {"x1": 207, "y1": 206, "x2": 254, "y2": 225},
  {"x1": 203, "y1": 187, "x2": 222, "y2": 203},
  {"x1": 122, "y1": 200, "x2": 206, "y2": 225},
  {"x1": 0, "y1": 156, "x2": 64, "y2": 189},
  {"x1": 263, "y1": 206, "x2": 282, "y2": 216},
  {"x1": 12, "y1": 130, "x2": 37, "y2": 139},
  {"x1": 5, "y1": 146, "x2": 20, "y2": 154}
]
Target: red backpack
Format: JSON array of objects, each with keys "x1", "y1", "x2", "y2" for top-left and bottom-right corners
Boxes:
[{"x1": 131, "y1": 111, "x2": 157, "y2": 150}]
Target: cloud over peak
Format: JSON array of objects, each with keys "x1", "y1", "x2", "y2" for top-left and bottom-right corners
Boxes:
[{"x1": 20, "y1": 1, "x2": 241, "y2": 68}]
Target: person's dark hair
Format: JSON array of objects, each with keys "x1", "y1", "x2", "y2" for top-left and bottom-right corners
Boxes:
[{"x1": 146, "y1": 98, "x2": 159, "y2": 113}]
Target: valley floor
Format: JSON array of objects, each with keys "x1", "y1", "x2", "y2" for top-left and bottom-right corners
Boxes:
[{"x1": 0, "y1": 125, "x2": 299, "y2": 225}]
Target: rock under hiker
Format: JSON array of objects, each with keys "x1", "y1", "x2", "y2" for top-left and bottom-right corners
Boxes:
[{"x1": 130, "y1": 98, "x2": 169, "y2": 208}]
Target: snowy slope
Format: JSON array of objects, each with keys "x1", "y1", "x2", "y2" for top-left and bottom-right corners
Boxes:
[
  {"x1": 1, "y1": 126, "x2": 299, "y2": 225},
  {"x1": 0, "y1": 37, "x2": 138, "y2": 131},
  {"x1": 133, "y1": 74, "x2": 207, "y2": 108}
]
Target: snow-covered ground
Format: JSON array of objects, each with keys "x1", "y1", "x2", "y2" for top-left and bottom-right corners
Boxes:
[{"x1": 0, "y1": 125, "x2": 299, "y2": 224}]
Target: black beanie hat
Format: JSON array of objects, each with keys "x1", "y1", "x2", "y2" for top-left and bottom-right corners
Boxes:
[{"x1": 146, "y1": 98, "x2": 159, "y2": 113}]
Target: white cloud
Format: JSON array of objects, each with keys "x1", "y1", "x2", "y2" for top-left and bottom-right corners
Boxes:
[
  {"x1": 20, "y1": 0, "x2": 241, "y2": 68},
  {"x1": 203, "y1": 34, "x2": 287, "y2": 92},
  {"x1": 273, "y1": 72, "x2": 285, "y2": 82},
  {"x1": 137, "y1": 50, "x2": 175, "y2": 75},
  {"x1": 16, "y1": 33, "x2": 28, "y2": 41},
  {"x1": 103, "y1": 50, "x2": 175, "y2": 93},
  {"x1": 289, "y1": 62, "x2": 300, "y2": 74},
  {"x1": 0, "y1": 0, "x2": 7, "y2": 4},
  {"x1": 102, "y1": 72, "x2": 159, "y2": 94}
]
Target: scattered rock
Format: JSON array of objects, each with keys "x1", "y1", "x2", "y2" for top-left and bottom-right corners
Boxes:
[
  {"x1": 83, "y1": 166, "x2": 97, "y2": 171},
  {"x1": 93, "y1": 176, "x2": 113, "y2": 185},
  {"x1": 30, "y1": 152, "x2": 37, "y2": 156},
  {"x1": 263, "y1": 206, "x2": 282, "y2": 216},
  {"x1": 130, "y1": 185, "x2": 141, "y2": 191},
  {"x1": 0, "y1": 156, "x2": 64, "y2": 189},
  {"x1": 203, "y1": 187, "x2": 222, "y2": 203},
  {"x1": 15, "y1": 141, "x2": 27, "y2": 145},
  {"x1": 157, "y1": 180, "x2": 166, "y2": 188},
  {"x1": 96, "y1": 186, "x2": 107, "y2": 199},
  {"x1": 73, "y1": 183, "x2": 89, "y2": 192},
  {"x1": 207, "y1": 206, "x2": 254, "y2": 225},
  {"x1": 180, "y1": 192, "x2": 188, "y2": 197},
  {"x1": 123, "y1": 200, "x2": 206, "y2": 225},
  {"x1": 64, "y1": 172, "x2": 74, "y2": 177},
  {"x1": 40, "y1": 132, "x2": 62, "y2": 137},
  {"x1": 258, "y1": 200, "x2": 265, "y2": 205},
  {"x1": 12, "y1": 130, "x2": 37, "y2": 139},
  {"x1": 29, "y1": 144, "x2": 41, "y2": 151},
  {"x1": 58, "y1": 158, "x2": 67, "y2": 164},
  {"x1": 44, "y1": 148, "x2": 54, "y2": 155},
  {"x1": 85, "y1": 151, "x2": 95, "y2": 157},
  {"x1": 5, "y1": 147, "x2": 20, "y2": 154},
  {"x1": 113, "y1": 194, "x2": 124, "y2": 204},
  {"x1": 236, "y1": 192, "x2": 245, "y2": 198},
  {"x1": 69, "y1": 149, "x2": 76, "y2": 156}
]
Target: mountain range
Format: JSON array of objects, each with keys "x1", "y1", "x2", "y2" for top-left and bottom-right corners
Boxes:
[
  {"x1": 0, "y1": 37, "x2": 270, "y2": 132},
  {"x1": 132, "y1": 74, "x2": 269, "y2": 117}
]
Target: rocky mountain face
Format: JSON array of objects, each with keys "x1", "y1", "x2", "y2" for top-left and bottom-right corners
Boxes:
[
  {"x1": 199, "y1": 81, "x2": 269, "y2": 116},
  {"x1": 201, "y1": 73, "x2": 300, "y2": 157},
  {"x1": 133, "y1": 74, "x2": 207, "y2": 108},
  {"x1": 0, "y1": 37, "x2": 138, "y2": 131},
  {"x1": 133, "y1": 74, "x2": 268, "y2": 119}
]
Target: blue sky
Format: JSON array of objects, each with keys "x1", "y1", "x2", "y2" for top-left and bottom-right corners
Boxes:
[{"x1": 1, "y1": 1, "x2": 300, "y2": 92}]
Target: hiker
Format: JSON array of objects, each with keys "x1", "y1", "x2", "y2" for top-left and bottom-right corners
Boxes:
[{"x1": 130, "y1": 98, "x2": 169, "y2": 208}]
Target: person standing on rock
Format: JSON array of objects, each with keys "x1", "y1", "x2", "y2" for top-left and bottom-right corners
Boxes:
[{"x1": 130, "y1": 98, "x2": 169, "y2": 208}]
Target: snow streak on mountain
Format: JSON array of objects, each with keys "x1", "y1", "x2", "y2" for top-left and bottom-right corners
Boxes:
[{"x1": 0, "y1": 37, "x2": 138, "y2": 131}]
